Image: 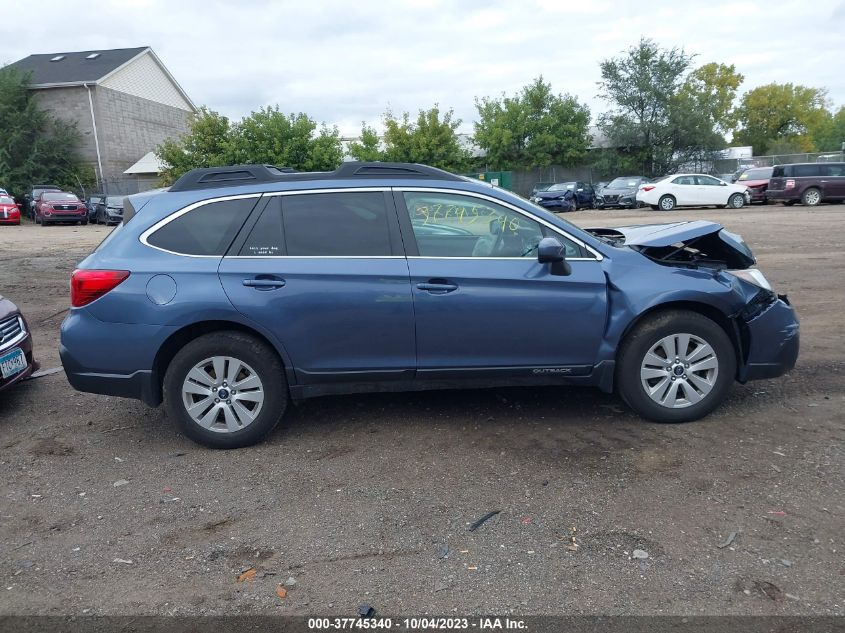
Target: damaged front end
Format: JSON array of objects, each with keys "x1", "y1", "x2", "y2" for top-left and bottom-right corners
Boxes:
[
  {"x1": 587, "y1": 220, "x2": 799, "y2": 382},
  {"x1": 587, "y1": 220, "x2": 755, "y2": 270}
]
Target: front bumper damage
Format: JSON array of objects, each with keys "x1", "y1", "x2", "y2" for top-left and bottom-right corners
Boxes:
[{"x1": 738, "y1": 295, "x2": 799, "y2": 382}]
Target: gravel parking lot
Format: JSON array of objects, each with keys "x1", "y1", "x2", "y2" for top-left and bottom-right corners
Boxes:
[{"x1": 1, "y1": 204, "x2": 843, "y2": 617}]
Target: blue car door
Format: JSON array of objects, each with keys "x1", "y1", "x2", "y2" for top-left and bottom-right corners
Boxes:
[
  {"x1": 218, "y1": 189, "x2": 416, "y2": 385},
  {"x1": 395, "y1": 189, "x2": 608, "y2": 379}
]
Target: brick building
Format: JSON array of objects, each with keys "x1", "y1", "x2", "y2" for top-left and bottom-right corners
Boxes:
[{"x1": 6, "y1": 47, "x2": 196, "y2": 193}]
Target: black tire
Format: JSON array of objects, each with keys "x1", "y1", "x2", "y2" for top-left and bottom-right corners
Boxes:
[
  {"x1": 649, "y1": 204, "x2": 659, "y2": 210},
  {"x1": 783, "y1": 200, "x2": 796, "y2": 206},
  {"x1": 163, "y1": 331, "x2": 288, "y2": 449},
  {"x1": 81, "y1": 219, "x2": 88, "y2": 226},
  {"x1": 616, "y1": 310, "x2": 736, "y2": 424},
  {"x1": 658, "y1": 195, "x2": 676, "y2": 211},
  {"x1": 40, "y1": 218, "x2": 48, "y2": 227},
  {"x1": 801, "y1": 187, "x2": 821, "y2": 207},
  {"x1": 728, "y1": 193, "x2": 745, "y2": 209}
]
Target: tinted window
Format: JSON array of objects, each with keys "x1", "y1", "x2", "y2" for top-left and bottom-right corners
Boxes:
[
  {"x1": 823, "y1": 164, "x2": 845, "y2": 177},
  {"x1": 793, "y1": 164, "x2": 821, "y2": 177},
  {"x1": 696, "y1": 175, "x2": 722, "y2": 186},
  {"x1": 772, "y1": 166, "x2": 785, "y2": 177},
  {"x1": 282, "y1": 192, "x2": 392, "y2": 256},
  {"x1": 240, "y1": 198, "x2": 284, "y2": 256},
  {"x1": 148, "y1": 197, "x2": 256, "y2": 256},
  {"x1": 402, "y1": 191, "x2": 583, "y2": 259}
]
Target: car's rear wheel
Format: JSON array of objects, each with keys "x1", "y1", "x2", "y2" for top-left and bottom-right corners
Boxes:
[
  {"x1": 616, "y1": 310, "x2": 736, "y2": 423},
  {"x1": 163, "y1": 331, "x2": 287, "y2": 448},
  {"x1": 801, "y1": 187, "x2": 821, "y2": 206},
  {"x1": 659, "y1": 195, "x2": 676, "y2": 211},
  {"x1": 728, "y1": 193, "x2": 745, "y2": 209}
]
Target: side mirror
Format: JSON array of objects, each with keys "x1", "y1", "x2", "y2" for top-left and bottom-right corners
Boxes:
[
  {"x1": 720, "y1": 181, "x2": 727, "y2": 186},
  {"x1": 537, "y1": 237, "x2": 571, "y2": 276}
]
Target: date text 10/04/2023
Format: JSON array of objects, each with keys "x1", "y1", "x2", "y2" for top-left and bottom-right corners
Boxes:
[
  {"x1": 413, "y1": 204, "x2": 524, "y2": 233},
  {"x1": 307, "y1": 616, "x2": 527, "y2": 630}
]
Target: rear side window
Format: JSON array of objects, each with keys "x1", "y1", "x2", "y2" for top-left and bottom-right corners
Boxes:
[
  {"x1": 772, "y1": 166, "x2": 785, "y2": 178},
  {"x1": 823, "y1": 164, "x2": 845, "y2": 177},
  {"x1": 282, "y1": 192, "x2": 392, "y2": 256},
  {"x1": 147, "y1": 197, "x2": 256, "y2": 255},
  {"x1": 793, "y1": 164, "x2": 821, "y2": 177}
]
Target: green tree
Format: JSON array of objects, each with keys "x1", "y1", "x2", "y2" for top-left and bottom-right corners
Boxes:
[
  {"x1": 474, "y1": 77, "x2": 591, "y2": 170},
  {"x1": 347, "y1": 123, "x2": 384, "y2": 162},
  {"x1": 598, "y1": 38, "x2": 694, "y2": 175},
  {"x1": 157, "y1": 106, "x2": 343, "y2": 184},
  {"x1": 733, "y1": 83, "x2": 830, "y2": 155},
  {"x1": 0, "y1": 67, "x2": 94, "y2": 197},
  {"x1": 156, "y1": 107, "x2": 233, "y2": 184},
  {"x1": 382, "y1": 106, "x2": 471, "y2": 172},
  {"x1": 808, "y1": 106, "x2": 845, "y2": 152}
]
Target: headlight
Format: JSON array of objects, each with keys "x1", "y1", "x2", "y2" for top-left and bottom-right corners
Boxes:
[{"x1": 728, "y1": 268, "x2": 772, "y2": 291}]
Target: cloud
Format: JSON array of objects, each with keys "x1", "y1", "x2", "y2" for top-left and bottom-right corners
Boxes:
[{"x1": 1, "y1": 0, "x2": 843, "y2": 136}]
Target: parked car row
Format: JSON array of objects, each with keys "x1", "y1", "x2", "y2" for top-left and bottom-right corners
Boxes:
[
  {"x1": 3, "y1": 187, "x2": 126, "y2": 227},
  {"x1": 528, "y1": 161, "x2": 845, "y2": 213}
]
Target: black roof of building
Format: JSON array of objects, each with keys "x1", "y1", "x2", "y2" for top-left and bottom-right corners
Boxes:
[{"x1": 4, "y1": 47, "x2": 149, "y2": 86}]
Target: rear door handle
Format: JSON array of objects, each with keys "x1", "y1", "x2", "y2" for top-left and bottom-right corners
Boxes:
[
  {"x1": 243, "y1": 278, "x2": 286, "y2": 289},
  {"x1": 416, "y1": 281, "x2": 458, "y2": 293}
]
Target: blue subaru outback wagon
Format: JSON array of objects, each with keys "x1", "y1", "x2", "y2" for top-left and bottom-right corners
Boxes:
[{"x1": 60, "y1": 163, "x2": 799, "y2": 448}]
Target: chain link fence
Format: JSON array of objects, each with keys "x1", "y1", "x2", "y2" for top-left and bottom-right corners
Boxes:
[{"x1": 714, "y1": 151, "x2": 845, "y2": 179}]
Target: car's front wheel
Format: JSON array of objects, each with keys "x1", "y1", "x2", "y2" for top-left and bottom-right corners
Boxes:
[
  {"x1": 163, "y1": 331, "x2": 287, "y2": 448},
  {"x1": 728, "y1": 193, "x2": 745, "y2": 209},
  {"x1": 616, "y1": 310, "x2": 736, "y2": 423}
]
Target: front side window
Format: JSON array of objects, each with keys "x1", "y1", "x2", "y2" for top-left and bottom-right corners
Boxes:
[
  {"x1": 147, "y1": 197, "x2": 256, "y2": 256},
  {"x1": 402, "y1": 191, "x2": 583, "y2": 259}
]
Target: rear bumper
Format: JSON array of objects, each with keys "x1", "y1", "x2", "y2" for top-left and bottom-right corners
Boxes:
[
  {"x1": 764, "y1": 189, "x2": 797, "y2": 202},
  {"x1": 60, "y1": 309, "x2": 170, "y2": 406},
  {"x1": 739, "y1": 297, "x2": 799, "y2": 382}
]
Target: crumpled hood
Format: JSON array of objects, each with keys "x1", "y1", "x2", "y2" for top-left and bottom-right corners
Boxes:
[{"x1": 587, "y1": 220, "x2": 756, "y2": 269}]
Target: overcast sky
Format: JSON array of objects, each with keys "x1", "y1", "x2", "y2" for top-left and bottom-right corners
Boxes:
[{"x1": 2, "y1": 0, "x2": 844, "y2": 137}]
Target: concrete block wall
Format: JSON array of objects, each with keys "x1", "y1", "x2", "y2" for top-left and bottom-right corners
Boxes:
[
  {"x1": 33, "y1": 87, "x2": 99, "y2": 167},
  {"x1": 93, "y1": 86, "x2": 190, "y2": 182}
]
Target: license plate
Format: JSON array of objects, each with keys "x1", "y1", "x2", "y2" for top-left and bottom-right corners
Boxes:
[{"x1": 0, "y1": 347, "x2": 26, "y2": 379}]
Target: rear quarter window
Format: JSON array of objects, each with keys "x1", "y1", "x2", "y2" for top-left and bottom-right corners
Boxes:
[
  {"x1": 146, "y1": 197, "x2": 257, "y2": 256},
  {"x1": 793, "y1": 164, "x2": 821, "y2": 177}
]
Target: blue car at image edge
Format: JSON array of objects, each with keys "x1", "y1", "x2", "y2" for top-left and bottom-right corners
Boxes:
[{"x1": 59, "y1": 162, "x2": 799, "y2": 448}]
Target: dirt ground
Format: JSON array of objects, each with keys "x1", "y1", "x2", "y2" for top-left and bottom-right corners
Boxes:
[{"x1": 0, "y1": 204, "x2": 843, "y2": 617}]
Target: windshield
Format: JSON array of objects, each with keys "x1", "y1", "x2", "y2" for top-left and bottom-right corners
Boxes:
[
  {"x1": 548, "y1": 182, "x2": 575, "y2": 191},
  {"x1": 43, "y1": 193, "x2": 78, "y2": 201},
  {"x1": 0, "y1": 196, "x2": 14, "y2": 204},
  {"x1": 106, "y1": 196, "x2": 124, "y2": 206},
  {"x1": 608, "y1": 177, "x2": 643, "y2": 188},
  {"x1": 738, "y1": 167, "x2": 773, "y2": 181}
]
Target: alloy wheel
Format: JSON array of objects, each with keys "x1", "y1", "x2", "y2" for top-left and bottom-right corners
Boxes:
[
  {"x1": 181, "y1": 356, "x2": 265, "y2": 433},
  {"x1": 639, "y1": 333, "x2": 718, "y2": 409}
]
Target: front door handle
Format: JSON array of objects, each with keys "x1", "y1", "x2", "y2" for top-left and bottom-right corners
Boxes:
[
  {"x1": 243, "y1": 278, "x2": 286, "y2": 290},
  {"x1": 416, "y1": 280, "x2": 458, "y2": 294}
]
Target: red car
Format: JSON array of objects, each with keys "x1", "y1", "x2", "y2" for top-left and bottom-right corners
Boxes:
[
  {"x1": 0, "y1": 295, "x2": 38, "y2": 393},
  {"x1": 35, "y1": 192, "x2": 88, "y2": 226},
  {"x1": 0, "y1": 195, "x2": 20, "y2": 225},
  {"x1": 735, "y1": 167, "x2": 773, "y2": 204}
]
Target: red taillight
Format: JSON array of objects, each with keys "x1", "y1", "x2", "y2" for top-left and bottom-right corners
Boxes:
[
  {"x1": 71, "y1": 269, "x2": 130, "y2": 307},
  {"x1": 785, "y1": 179, "x2": 796, "y2": 189},
  {"x1": 642, "y1": 185, "x2": 656, "y2": 192}
]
